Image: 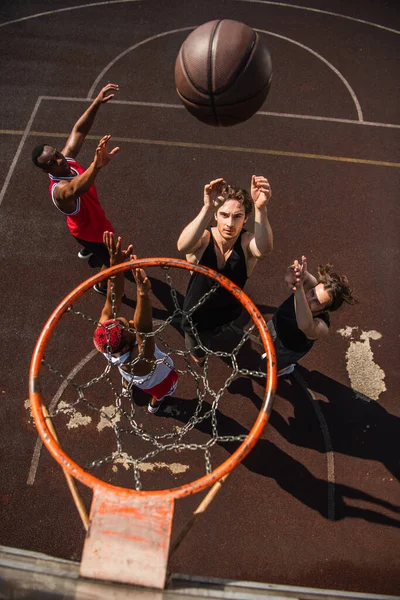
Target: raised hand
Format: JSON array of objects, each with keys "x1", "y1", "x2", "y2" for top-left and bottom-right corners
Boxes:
[
  {"x1": 292, "y1": 255, "x2": 308, "y2": 290},
  {"x1": 203, "y1": 177, "x2": 227, "y2": 210},
  {"x1": 93, "y1": 135, "x2": 120, "y2": 169},
  {"x1": 131, "y1": 255, "x2": 152, "y2": 295},
  {"x1": 103, "y1": 231, "x2": 133, "y2": 266},
  {"x1": 95, "y1": 83, "x2": 119, "y2": 104},
  {"x1": 285, "y1": 264, "x2": 298, "y2": 291},
  {"x1": 251, "y1": 175, "x2": 271, "y2": 209}
]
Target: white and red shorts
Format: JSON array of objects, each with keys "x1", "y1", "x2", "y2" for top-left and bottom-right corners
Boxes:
[{"x1": 143, "y1": 369, "x2": 178, "y2": 400}]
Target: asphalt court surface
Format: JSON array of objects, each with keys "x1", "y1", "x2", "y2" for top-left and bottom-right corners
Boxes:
[{"x1": 0, "y1": 0, "x2": 399, "y2": 595}]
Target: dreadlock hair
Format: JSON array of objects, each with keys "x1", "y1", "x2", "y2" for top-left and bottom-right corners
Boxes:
[
  {"x1": 220, "y1": 184, "x2": 253, "y2": 217},
  {"x1": 31, "y1": 144, "x2": 48, "y2": 168},
  {"x1": 93, "y1": 319, "x2": 124, "y2": 353},
  {"x1": 317, "y1": 264, "x2": 358, "y2": 312}
]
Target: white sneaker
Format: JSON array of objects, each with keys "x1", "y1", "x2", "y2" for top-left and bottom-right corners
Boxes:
[
  {"x1": 278, "y1": 364, "x2": 296, "y2": 377},
  {"x1": 260, "y1": 354, "x2": 295, "y2": 377},
  {"x1": 78, "y1": 248, "x2": 93, "y2": 259}
]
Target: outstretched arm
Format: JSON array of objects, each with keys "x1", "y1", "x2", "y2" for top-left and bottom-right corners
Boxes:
[
  {"x1": 99, "y1": 232, "x2": 133, "y2": 323},
  {"x1": 132, "y1": 263, "x2": 155, "y2": 361},
  {"x1": 248, "y1": 175, "x2": 273, "y2": 258},
  {"x1": 61, "y1": 83, "x2": 119, "y2": 158},
  {"x1": 177, "y1": 178, "x2": 227, "y2": 255},
  {"x1": 292, "y1": 256, "x2": 329, "y2": 340},
  {"x1": 53, "y1": 135, "x2": 119, "y2": 213}
]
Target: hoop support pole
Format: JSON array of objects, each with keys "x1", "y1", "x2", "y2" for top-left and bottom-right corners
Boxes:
[
  {"x1": 42, "y1": 406, "x2": 89, "y2": 531},
  {"x1": 169, "y1": 473, "x2": 230, "y2": 558}
]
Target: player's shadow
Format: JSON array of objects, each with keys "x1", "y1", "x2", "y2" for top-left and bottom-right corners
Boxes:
[
  {"x1": 265, "y1": 366, "x2": 400, "y2": 482},
  {"x1": 118, "y1": 275, "x2": 186, "y2": 325},
  {"x1": 224, "y1": 337, "x2": 400, "y2": 484},
  {"x1": 87, "y1": 255, "x2": 182, "y2": 311},
  {"x1": 154, "y1": 389, "x2": 400, "y2": 527}
]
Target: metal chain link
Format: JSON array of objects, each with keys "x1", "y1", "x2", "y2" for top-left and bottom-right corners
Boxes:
[{"x1": 41, "y1": 266, "x2": 267, "y2": 490}]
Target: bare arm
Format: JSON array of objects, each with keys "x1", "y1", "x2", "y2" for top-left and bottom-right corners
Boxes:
[
  {"x1": 99, "y1": 232, "x2": 133, "y2": 323},
  {"x1": 54, "y1": 135, "x2": 119, "y2": 213},
  {"x1": 61, "y1": 83, "x2": 119, "y2": 158},
  {"x1": 248, "y1": 176, "x2": 273, "y2": 258},
  {"x1": 132, "y1": 265, "x2": 155, "y2": 362},
  {"x1": 292, "y1": 256, "x2": 329, "y2": 340},
  {"x1": 177, "y1": 178, "x2": 227, "y2": 254},
  {"x1": 294, "y1": 286, "x2": 329, "y2": 340}
]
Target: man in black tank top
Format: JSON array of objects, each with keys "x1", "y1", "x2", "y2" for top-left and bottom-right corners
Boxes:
[
  {"x1": 177, "y1": 175, "x2": 274, "y2": 363},
  {"x1": 261, "y1": 256, "x2": 357, "y2": 377}
]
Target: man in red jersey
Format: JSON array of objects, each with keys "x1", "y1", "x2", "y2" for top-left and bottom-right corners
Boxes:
[{"x1": 32, "y1": 83, "x2": 119, "y2": 295}]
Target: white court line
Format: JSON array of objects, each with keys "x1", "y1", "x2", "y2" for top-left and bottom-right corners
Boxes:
[
  {"x1": 1, "y1": 0, "x2": 398, "y2": 36},
  {"x1": 0, "y1": 0, "x2": 142, "y2": 28},
  {"x1": 5, "y1": 96, "x2": 400, "y2": 129},
  {"x1": 236, "y1": 0, "x2": 400, "y2": 36},
  {"x1": 27, "y1": 349, "x2": 98, "y2": 486},
  {"x1": 292, "y1": 369, "x2": 336, "y2": 521},
  {"x1": 240, "y1": 329, "x2": 335, "y2": 520},
  {"x1": 87, "y1": 27, "x2": 194, "y2": 99},
  {"x1": 87, "y1": 26, "x2": 363, "y2": 121},
  {"x1": 1, "y1": 93, "x2": 398, "y2": 210},
  {"x1": 257, "y1": 111, "x2": 400, "y2": 130},
  {"x1": 255, "y1": 29, "x2": 363, "y2": 121},
  {"x1": 0, "y1": 97, "x2": 42, "y2": 208}
]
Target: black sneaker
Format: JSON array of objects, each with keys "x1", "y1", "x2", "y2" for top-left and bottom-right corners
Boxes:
[
  {"x1": 78, "y1": 248, "x2": 93, "y2": 259},
  {"x1": 93, "y1": 283, "x2": 108, "y2": 296},
  {"x1": 93, "y1": 284, "x2": 128, "y2": 300}
]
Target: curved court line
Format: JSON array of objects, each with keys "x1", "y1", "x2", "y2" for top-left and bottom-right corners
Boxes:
[
  {"x1": 27, "y1": 339, "x2": 336, "y2": 522},
  {"x1": 0, "y1": 0, "x2": 142, "y2": 28},
  {"x1": 27, "y1": 348, "x2": 98, "y2": 486},
  {"x1": 88, "y1": 27, "x2": 363, "y2": 121},
  {"x1": 292, "y1": 369, "x2": 335, "y2": 521},
  {"x1": 87, "y1": 27, "x2": 194, "y2": 99},
  {"x1": 237, "y1": 0, "x2": 400, "y2": 36},
  {"x1": 1, "y1": 0, "x2": 398, "y2": 37},
  {"x1": 256, "y1": 29, "x2": 363, "y2": 121}
]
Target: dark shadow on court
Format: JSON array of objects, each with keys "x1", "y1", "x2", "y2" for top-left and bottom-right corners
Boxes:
[
  {"x1": 112, "y1": 275, "x2": 186, "y2": 326},
  {"x1": 227, "y1": 355, "x2": 400, "y2": 483},
  {"x1": 155, "y1": 390, "x2": 400, "y2": 528},
  {"x1": 268, "y1": 365, "x2": 400, "y2": 482}
]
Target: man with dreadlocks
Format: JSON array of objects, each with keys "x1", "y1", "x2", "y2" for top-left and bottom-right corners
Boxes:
[
  {"x1": 93, "y1": 232, "x2": 178, "y2": 414},
  {"x1": 261, "y1": 255, "x2": 357, "y2": 377},
  {"x1": 177, "y1": 175, "x2": 274, "y2": 365}
]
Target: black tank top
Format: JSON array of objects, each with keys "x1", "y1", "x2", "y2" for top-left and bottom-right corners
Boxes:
[
  {"x1": 182, "y1": 228, "x2": 248, "y2": 332},
  {"x1": 273, "y1": 294, "x2": 330, "y2": 352}
]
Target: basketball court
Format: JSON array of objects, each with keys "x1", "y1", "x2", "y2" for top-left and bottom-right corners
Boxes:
[{"x1": 0, "y1": 0, "x2": 399, "y2": 596}]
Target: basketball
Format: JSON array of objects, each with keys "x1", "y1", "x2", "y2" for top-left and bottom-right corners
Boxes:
[{"x1": 174, "y1": 19, "x2": 272, "y2": 127}]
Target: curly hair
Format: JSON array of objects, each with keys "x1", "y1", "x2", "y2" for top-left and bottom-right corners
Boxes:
[
  {"x1": 93, "y1": 319, "x2": 124, "y2": 353},
  {"x1": 317, "y1": 264, "x2": 358, "y2": 312},
  {"x1": 220, "y1": 184, "x2": 253, "y2": 217}
]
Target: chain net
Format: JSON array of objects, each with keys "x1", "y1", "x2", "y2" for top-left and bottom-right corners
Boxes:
[{"x1": 38, "y1": 264, "x2": 267, "y2": 491}]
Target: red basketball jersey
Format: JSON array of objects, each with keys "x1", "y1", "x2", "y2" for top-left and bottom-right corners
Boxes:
[{"x1": 49, "y1": 158, "x2": 114, "y2": 243}]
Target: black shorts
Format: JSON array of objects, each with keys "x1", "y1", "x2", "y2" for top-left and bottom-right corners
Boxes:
[
  {"x1": 267, "y1": 320, "x2": 309, "y2": 370},
  {"x1": 73, "y1": 237, "x2": 110, "y2": 268}
]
